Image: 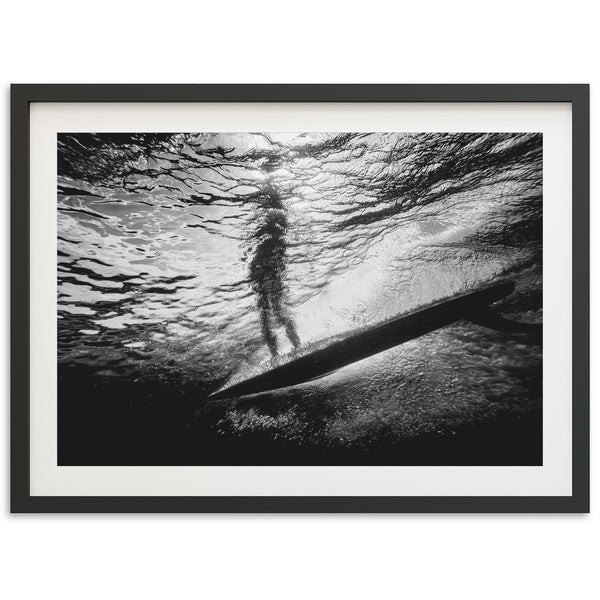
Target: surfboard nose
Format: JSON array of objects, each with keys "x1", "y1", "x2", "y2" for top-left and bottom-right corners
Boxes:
[{"x1": 207, "y1": 388, "x2": 230, "y2": 401}]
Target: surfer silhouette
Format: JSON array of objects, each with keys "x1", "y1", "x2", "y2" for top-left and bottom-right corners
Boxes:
[{"x1": 249, "y1": 173, "x2": 300, "y2": 356}]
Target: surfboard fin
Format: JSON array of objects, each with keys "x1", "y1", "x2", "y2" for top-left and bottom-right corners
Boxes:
[{"x1": 466, "y1": 305, "x2": 542, "y2": 337}]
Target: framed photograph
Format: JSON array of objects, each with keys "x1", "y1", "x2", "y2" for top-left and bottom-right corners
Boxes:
[{"x1": 11, "y1": 84, "x2": 589, "y2": 512}]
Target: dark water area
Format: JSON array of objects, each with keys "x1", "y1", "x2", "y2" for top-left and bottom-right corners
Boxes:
[{"x1": 57, "y1": 132, "x2": 542, "y2": 465}]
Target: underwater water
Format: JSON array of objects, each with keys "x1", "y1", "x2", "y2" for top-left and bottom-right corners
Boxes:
[{"x1": 57, "y1": 132, "x2": 542, "y2": 465}]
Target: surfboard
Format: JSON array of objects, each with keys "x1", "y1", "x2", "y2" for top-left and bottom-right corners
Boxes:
[{"x1": 208, "y1": 280, "x2": 541, "y2": 402}]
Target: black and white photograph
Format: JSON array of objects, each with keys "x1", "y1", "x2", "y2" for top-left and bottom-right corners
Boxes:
[{"x1": 57, "y1": 131, "x2": 543, "y2": 466}]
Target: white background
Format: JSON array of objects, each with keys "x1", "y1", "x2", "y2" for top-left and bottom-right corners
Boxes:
[{"x1": 0, "y1": 1, "x2": 597, "y2": 599}]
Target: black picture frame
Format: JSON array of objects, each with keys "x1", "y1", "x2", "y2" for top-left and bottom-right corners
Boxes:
[{"x1": 10, "y1": 84, "x2": 590, "y2": 513}]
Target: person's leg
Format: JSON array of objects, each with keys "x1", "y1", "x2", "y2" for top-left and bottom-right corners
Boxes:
[
  {"x1": 282, "y1": 316, "x2": 300, "y2": 350},
  {"x1": 272, "y1": 293, "x2": 300, "y2": 350},
  {"x1": 258, "y1": 298, "x2": 278, "y2": 356}
]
